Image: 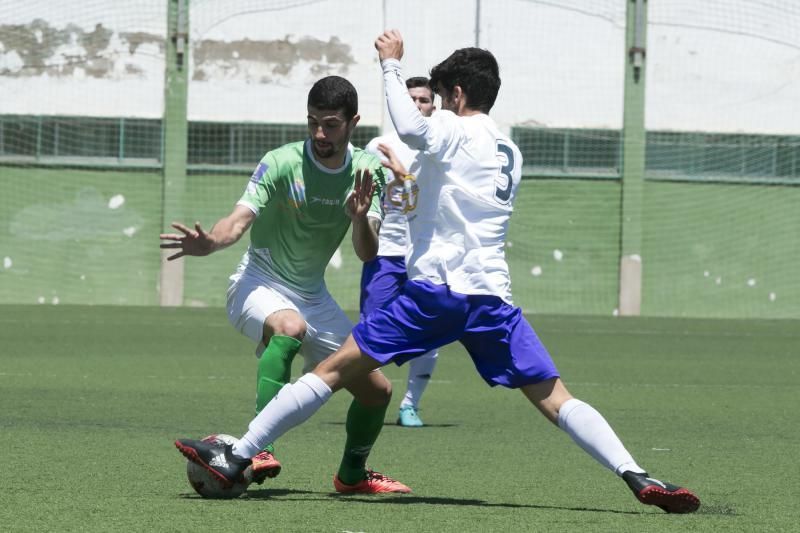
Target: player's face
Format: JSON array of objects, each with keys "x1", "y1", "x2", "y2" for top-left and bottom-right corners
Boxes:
[
  {"x1": 307, "y1": 106, "x2": 359, "y2": 165},
  {"x1": 408, "y1": 87, "x2": 435, "y2": 117}
]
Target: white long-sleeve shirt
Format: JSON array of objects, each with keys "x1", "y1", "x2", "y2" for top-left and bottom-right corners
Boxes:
[{"x1": 381, "y1": 59, "x2": 523, "y2": 304}]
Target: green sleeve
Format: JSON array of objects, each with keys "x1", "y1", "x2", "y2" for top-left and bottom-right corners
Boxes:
[
  {"x1": 366, "y1": 159, "x2": 386, "y2": 220},
  {"x1": 238, "y1": 152, "x2": 280, "y2": 214}
]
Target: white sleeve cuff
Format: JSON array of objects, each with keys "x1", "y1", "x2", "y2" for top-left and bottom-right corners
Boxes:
[
  {"x1": 380, "y1": 58, "x2": 402, "y2": 73},
  {"x1": 236, "y1": 200, "x2": 259, "y2": 216}
]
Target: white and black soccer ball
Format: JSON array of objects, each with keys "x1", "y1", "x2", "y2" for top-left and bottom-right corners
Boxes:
[{"x1": 185, "y1": 434, "x2": 250, "y2": 499}]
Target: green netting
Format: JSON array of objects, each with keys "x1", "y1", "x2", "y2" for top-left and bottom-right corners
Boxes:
[
  {"x1": 0, "y1": 167, "x2": 163, "y2": 305},
  {"x1": 187, "y1": 122, "x2": 379, "y2": 169},
  {"x1": 642, "y1": 181, "x2": 800, "y2": 318},
  {"x1": 0, "y1": 116, "x2": 163, "y2": 165},
  {"x1": 1, "y1": 0, "x2": 798, "y2": 319},
  {"x1": 513, "y1": 128, "x2": 621, "y2": 179},
  {"x1": 645, "y1": 132, "x2": 800, "y2": 184}
]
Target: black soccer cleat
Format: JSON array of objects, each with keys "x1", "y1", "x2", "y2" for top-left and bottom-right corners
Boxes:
[
  {"x1": 175, "y1": 438, "x2": 250, "y2": 488},
  {"x1": 622, "y1": 471, "x2": 701, "y2": 513}
]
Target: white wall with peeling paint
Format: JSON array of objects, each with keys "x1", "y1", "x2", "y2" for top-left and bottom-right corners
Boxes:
[
  {"x1": 188, "y1": 0, "x2": 386, "y2": 125},
  {"x1": 0, "y1": 0, "x2": 798, "y2": 134},
  {"x1": 0, "y1": 1, "x2": 167, "y2": 118}
]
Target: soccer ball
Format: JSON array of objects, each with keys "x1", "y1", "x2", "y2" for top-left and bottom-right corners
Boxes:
[{"x1": 185, "y1": 434, "x2": 250, "y2": 499}]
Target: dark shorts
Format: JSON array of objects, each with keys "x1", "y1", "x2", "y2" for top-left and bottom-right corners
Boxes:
[
  {"x1": 352, "y1": 279, "x2": 559, "y2": 388},
  {"x1": 360, "y1": 256, "x2": 407, "y2": 319}
]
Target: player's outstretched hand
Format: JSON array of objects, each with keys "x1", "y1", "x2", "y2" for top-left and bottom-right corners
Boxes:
[
  {"x1": 345, "y1": 168, "x2": 376, "y2": 221},
  {"x1": 375, "y1": 29, "x2": 404, "y2": 61},
  {"x1": 377, "y1": 143, "x2": 409, "y2": 178},
  {"x1": 159, "y1": 222, "x2": 213, "y2": 261}
]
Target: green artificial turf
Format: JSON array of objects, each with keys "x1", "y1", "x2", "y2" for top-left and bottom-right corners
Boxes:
[{"x1": 1, "y1": 305, "x2": 798, "y2": 532}]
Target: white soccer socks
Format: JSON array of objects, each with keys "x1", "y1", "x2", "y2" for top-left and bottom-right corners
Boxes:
[
  {"x1": 557, "y1": 398, "x2": 646, "y2": 476},
  {"x1": 400, "y1": 351, "x2": 438, "y2": 409},
  {"x1": 233, "y1": 373, "x2": 332, "y2": 459}
]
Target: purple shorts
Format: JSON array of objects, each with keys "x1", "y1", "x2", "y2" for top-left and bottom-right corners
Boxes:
[
  {"x1": 360, "y1": 255, "x2": 407, "y2": 319},
  {"x1": 352, "y1": 279, "x2": 559, "y2": 388}
]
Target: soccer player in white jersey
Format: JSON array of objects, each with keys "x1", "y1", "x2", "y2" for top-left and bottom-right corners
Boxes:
[
  {"x1": 363, "y1": 76, "x2": 438, "y2": 428},
  {"x1": 175, "y1": 31, "x2": 701, "y2": 513},
  {"x1": 166, "y1": 75, "x2": 410, "y2": 494}
]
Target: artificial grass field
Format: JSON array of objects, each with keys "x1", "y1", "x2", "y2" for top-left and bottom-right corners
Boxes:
[{"x1": 1, "y1": 305, "x2": 798, "y2": 532}]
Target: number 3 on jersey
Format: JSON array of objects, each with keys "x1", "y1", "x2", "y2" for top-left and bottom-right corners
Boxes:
[{"x1": 495, "y1": 141, "x2": 514, "y2": 205}]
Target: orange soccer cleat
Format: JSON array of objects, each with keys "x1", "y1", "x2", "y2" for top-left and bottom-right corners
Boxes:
[
  {"x1": 250, "y1": 450, "x2": 282, "y2": 484},
  {"x1": 333, "y1": 469, "x2": 412, "y2": 494}
]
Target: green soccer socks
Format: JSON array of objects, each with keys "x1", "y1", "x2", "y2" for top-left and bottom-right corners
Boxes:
[
  {"x1": 256, "y1": 335, "x2": 302, "y2": 413},
  {"x1": 337, "y1": 399, "x2": 389, "y2": 485}
]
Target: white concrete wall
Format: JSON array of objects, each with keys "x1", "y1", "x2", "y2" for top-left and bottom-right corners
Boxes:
[
  {"x1": 0, "y1": 0, "x2": 797, "y2": 134},
  {"x1": 647, "y1": 0, "x2": 800, "y2": 134},
  {"x1": 0, "y1": 0, "x2": 166, "y2": 117}
]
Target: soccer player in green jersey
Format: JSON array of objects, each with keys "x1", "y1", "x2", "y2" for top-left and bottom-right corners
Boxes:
[{"x1": 161, "y1": 75, "x2": 411, "y2": 493}]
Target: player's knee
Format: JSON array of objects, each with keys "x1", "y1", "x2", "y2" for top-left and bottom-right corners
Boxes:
[{"x1": 266, "y1": 311, "x2": 307, "y2": 340}]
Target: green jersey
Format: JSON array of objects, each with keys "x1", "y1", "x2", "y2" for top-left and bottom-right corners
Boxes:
[{"x1": 237, "y1": 140, "x2": 385, "y2": 295}]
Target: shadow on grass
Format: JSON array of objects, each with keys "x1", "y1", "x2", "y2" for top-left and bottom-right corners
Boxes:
[
  {"x1": 179, "y1": 488, "x2": 316, "y2": 500},
  {"x1": 240, "y1": 488, "x2": 642, "y2": 514},
  {"x1": 183, "y1": 489, "x2": 736, "y2": 516}
]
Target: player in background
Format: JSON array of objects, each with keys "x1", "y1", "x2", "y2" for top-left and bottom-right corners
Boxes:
[
  {"x1": 175, "y1": 32, "x2": 700, "y2": 513},
  {"x1": 164, "y1": 75, "x2": 410, "y2": 494},
  {"x1": 363, "y1": 76, "x2": 438, "y2": 428}
]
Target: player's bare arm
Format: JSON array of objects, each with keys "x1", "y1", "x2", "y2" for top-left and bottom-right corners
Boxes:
[
  {"x1": 347, "y1": 168, "x2": 379, "y2": 261},
  {"x1": 374, "y1": 29, "x2": 404, "y2": 61},
  {"x1": 159, "y1": 204, "x2": 255, "y2": 261}
]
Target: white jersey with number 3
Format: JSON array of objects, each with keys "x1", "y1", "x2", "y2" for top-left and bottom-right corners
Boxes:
[{"x1": 381, "y1": 59, "x2": 523, "y2": 304}]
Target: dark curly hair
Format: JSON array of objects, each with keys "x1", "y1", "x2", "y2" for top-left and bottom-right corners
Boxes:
[
  {"x1": 429, "y1": 48, "x2": 500, "y2": 113},
  {"x1": 307, "y1": 76, "x2": 358, "y2": 120}
]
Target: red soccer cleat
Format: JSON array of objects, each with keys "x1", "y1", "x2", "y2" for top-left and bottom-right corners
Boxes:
[
  {"x1": 250, "y1": 450, "x2": 282, "y2": 484},
  {"x1": 333, "y1": 469, "x2": 412, "y2": 494}
]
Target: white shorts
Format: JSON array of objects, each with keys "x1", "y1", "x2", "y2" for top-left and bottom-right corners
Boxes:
[{"x1": 226, "y1": 269, "x2": 353, "y2": 373}]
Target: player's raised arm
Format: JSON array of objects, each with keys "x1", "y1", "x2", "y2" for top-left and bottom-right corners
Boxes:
[
  {"x1": 374, "y1": 29, "x2": 404, "y2": 62},
  {"x1": 375, "y1": 31, "x2": 431, "y2": 151},
  {"x1": 159, "y1": 204, "x2": 255, "y2": 261}
]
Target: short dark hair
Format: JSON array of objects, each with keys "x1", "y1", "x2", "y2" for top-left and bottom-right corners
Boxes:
[
  {"x1": 405, "y1": 76, "x2": 434, "y2": 100},
  {"x1": 429, "y1": 48, "x2": 500, "y2": 113},
  {"x1": 307, "y1": 76, "x2": 358, "y2": 120}
]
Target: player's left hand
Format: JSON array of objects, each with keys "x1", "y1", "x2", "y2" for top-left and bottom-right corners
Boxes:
[
  {"x1": 377, "y1": 143, "x2": 409, "y2": 178},
  {"x1": 345, "y1": 168, "x2": 376, "y2": 220}
]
